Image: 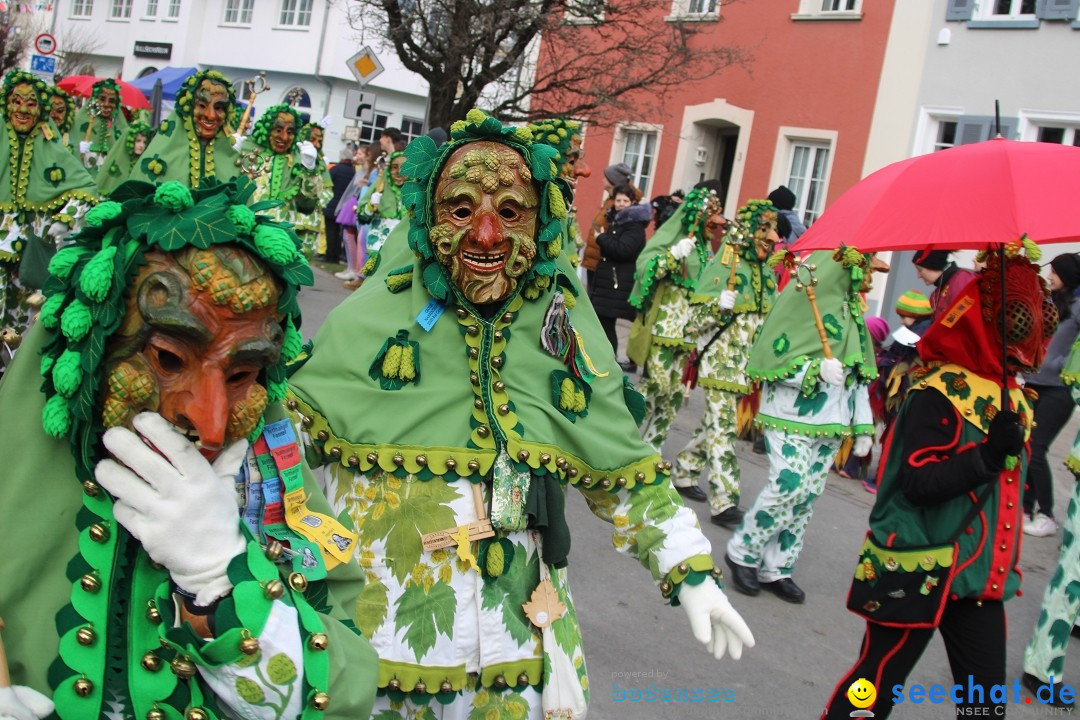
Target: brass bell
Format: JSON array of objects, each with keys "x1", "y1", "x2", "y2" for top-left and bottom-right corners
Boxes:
[
  {"x1": 502, "y1": 312, "x2": 514, "y2": 323},
  {"x1": 470, "y1": 373, "x2": 480, "y2": 385},
  {"x1": 309, "y1": 633, "x2": 329, "y2": 651},
  {"x1": 263, "y1": 579, "x2": 285, "y2": 600},
  {"x1": 186, "y1": 707, "x2": 209, "y2": 720},
  {"x1": 518, "y1": 449, "x2": 530, "y2": 461},
  {"x1": 366, "y1": 452, "x2": 378, "y2": 464},
  {"x1": 147, "y1": 708, "x2": 166, "y2": 720},
  {"x1": 286, "y1": 399, "x2": 298, "y2": 410},
  {"x1": 476, "y1": 426, "x2": 490, "y2": 438},
  {"x1": 265, "y1": 540, "x2": 284, "y2": 561},
  {"x1": 392, "y1": 454, "x2": 405, "y2": 466},
  {"x1": 445, "y1": 458, "x2": 457, "y2": 471},
  {"x1": 498, "y1": 404, "x2": 510, "y2": 415},
  {"x1": 467, "y1": 324, "x2": 480, "y2": 336},
  {"x1": 80, "y1": 573, "x2": 101, "y2": 593},
  {"x1": 635, "y1": 471, "x2": 645, "y2": 482},
  {"x1": 141, "y1": 651, "x2": 163, "y2": 672},
  {"x1": 88, "y1": 523, "x2": 110, "y2": 543},
  {"x1": 599, "y1": 478, "x2": 611, "y2": 489},
  {"x1": 677, "y1": 562, "x2": 689, "y2": 574},
  {"x1": 73, "y1": 677, "x2": 94, "y2": 697},
  {"x1": 146, "y1": 601, "x2": 162, "y2": 624},
  {"x1": 171, "y1": 657, "x2": 197, "y2": 679},
  {"x1": 348, "y1": 455, "x2": 360, "y2": 467},
  {"x1": 440, "y1": 681, "x2": 453, "y2": 693},
  {"x1": 493, "y1": 674, "x2": 507, "y2": 689},
  {"x1": 493, "y1": 380, "x2": 505, "y2": 393},
  {"x1": 328, "y1": 446, "x2": 342, "y2": 458},
  {"x1": 387, "y1": 678, "x2": 401, "y2": 691},
  {"x1": 288, "y1": 572, "x2": 308, "y2": 593},
  {"x1": 416, "y1": 454, "x2": 428, "y2": 467},
  {"x1": 493, "y1": 330, "x2": 504, "y2": 341},
  {"x1": 616, "y1": 476, "x2": 627, "y2": 488},
  {"x1": 316, "y1": 430, "x2": 328, "y2": 441},
  {"x1": 240, "y1": 631, "x2": 260, "y2": 656},
  {"x1": 539, "y1": 454, "x2": 551, "y2": 464},
  {"x1": 414, "y1": 681, "x2": 427, "y2": 694},
  {"x1": 75, "y1": 626, "x2": 96, "y2": 646},
  {"x1": 455, "y1": 308, "x2": 468, "y2": 319},
  {"x1": 474, "y1": 398, "x2": 484, "y2": 410},
  {"x1": 82, "y1": 480, "x2": 100, "y2": 497},
  {"x1": 467, "y1": 459, "x2": 480, "y2": 472},
  {"x1": 567, "y1": 468, "x2": 578, "y2": 478},
  {"x1": 468, "y1": 347, "x2": 479, "y2": 359},
  {"x1": 311, "y1": 692, "x2": 330, "y2": 711},
  {"x1": 491, "y1": 356, "x2": 504, "y2": 368},
  {"x1": 518, "y1": 671, "x2": 531, "y2": 686}
]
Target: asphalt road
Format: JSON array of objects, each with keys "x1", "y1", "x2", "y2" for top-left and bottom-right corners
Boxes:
[{"x1": 300, "y1": 265, "x2": 1080, "y2": 719}]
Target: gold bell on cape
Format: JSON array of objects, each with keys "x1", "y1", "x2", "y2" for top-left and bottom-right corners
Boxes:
[{"x1": 239, "y1": 629, "x2": 260, "y2": 655}]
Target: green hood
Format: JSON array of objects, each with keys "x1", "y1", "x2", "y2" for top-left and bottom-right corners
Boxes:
[
  {"x1": 96, "y1": 121, "x2": 155, "y2": 196},
  {"x1": 128, "y1": 110, "x2": 241, "y2": 188}
]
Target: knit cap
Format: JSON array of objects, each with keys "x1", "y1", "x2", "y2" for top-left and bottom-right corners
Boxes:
[{"x1": 895, "y1": 290, "x2": 932, "y2": 318}]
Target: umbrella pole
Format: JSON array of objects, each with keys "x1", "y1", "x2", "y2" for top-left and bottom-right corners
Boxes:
[{"x1": 1000, "y1": 243, "x2": 1009, "y2": 410}]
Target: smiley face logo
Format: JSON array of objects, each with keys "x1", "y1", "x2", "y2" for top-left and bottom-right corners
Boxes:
[{"x1": 846, "y1": 678, "x2": 876, "y2": 709}]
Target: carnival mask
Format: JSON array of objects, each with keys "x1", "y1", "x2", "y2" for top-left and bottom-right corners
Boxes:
[
  {"x1": 308, "y1": 126, "x2": 323, "y2": 151},
  {"x1": 270, "y1": 112, "x2": 296, "y2": 155},
  {"x1": 100, "y1": 245, "x2": 284, "y2": 460},
  {"x1": 862, "y1": 254, "x2": 890, "y2": 293},
  {"x1": 97, "y1": 87, "x2": 118, "y2": 119},
  {"x1": 752, "y1": 209, "x2": 779, "y2": 261},
  {"x1": 563, "y1": 136, "x2": 590, "y2": 184},
  {"x1": 192, "y1": 79, "x2": 229, "y2": 141},
  {"x1": 8, "y1": 83, "x2": 40, "y2": 135},
  {"x1": 431, "y1": 141, "x2": 539, "y2": 306},
  {"x1": 49, "y1": 95, "x2": 68, "y2": 129},
  {"x1": 390, "y1": 155, "x2": 407, "y2": 187},
  {"x1": 981, "y1": 256, "x2": 1056, "y2": 372}
]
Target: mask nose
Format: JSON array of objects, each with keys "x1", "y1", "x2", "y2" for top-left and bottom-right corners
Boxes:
[
  {"x1": 473, "y1": 211, "x2": 502, "y2": 251},
  {"x1": 170, "y1": 369, "x2": 229, "y2": 460}
]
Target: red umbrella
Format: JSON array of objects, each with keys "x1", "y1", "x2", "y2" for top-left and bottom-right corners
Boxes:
[
  {"x1": 57, "y1": 75, "x2": 151, "y2": 111},
  {"x1": 792, "y1": 137, "x2": 1080, "y2": 405},
  {"x1": 792, "y1": 138, "x2": 1080, "y2": 253}
]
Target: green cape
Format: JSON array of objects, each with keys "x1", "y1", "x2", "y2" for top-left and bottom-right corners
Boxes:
[
  {"x1": 628, "y1": 191, "x2": 712, "y2": 310},
  {"x1": 128, "y1": 110, "x2": 241, "y2": 188},
  {"x1": 72, "y1": 106, "x2": 127, "y2": 153},
  {"x1": 746, "y1": 249, "x2": 877, "y2": 385},
  {"x1": 95, "y1": 122, "x2": 154, "y2": 195},
  {"x1": 690, "y1": 230, "x2": 776, "y2": 314}
]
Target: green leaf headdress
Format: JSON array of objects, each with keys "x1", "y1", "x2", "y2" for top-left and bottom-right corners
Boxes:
[
  {"x1": 526, "y1": 117, "x2": 582, "y2": 169},
  {"x1": 0, "y1": 69, "x2": 50, "y2": 121},
  {"x1": 399, "y1": 108, "x2": 572, "y2": 308},
  {"x1": 174, "y1": 69, "x2": 238, "y2": 127},
  {"x1": 36, "y1": 177, "x2": 314, "y2": 482},
  {"x1": 124, "y1": 121, "x2": 156, "y2": 155},
  {"x1": 91, "y1": 78, "x2": 122, "y2": 104},
  {"x1": 45, "y1": 85, "x2": 77, "y2": 135},
  {"x1": 251, "y1": 103, "x2": 302, "y2": 152}
]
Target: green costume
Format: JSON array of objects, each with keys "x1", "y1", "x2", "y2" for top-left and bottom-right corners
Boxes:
[
  {"x1": 286, "y1": 110, "x2": 722, "y2": 719},
  {"x1": 45, "y1": 85, "x2": 77, "y2": 150},
  {"x1": 96, "y1": 121, "x2": 155, "y2": 195},
  {"x1": 296, "y1": 122, "x2": 334, "y2": 256},
  {"x1": 242, "y1": 105, "x2": 325, "y2": 255},
  {"x1": 0, "y1": 70, "x2": 96, "y2": 368},
  {"x1": 361, "y1": 151, "x2": 405, "y2": 255},
  {"x1": 0, "y1": 179, "x2": 377, "y2": 720},
  {"x1": 128, "y1": 70, "x2": 241, "y2": 189},
  {"x1": 72, "y1": 79, "x2": 128, "y2": 177},
  {"x1": 673, "y1": 200, "x2": 779, "y2": 513},
  {"x1": 628, "y1": 187, "x2": 716, "y2": 452},
  {"x1": 727, "y1": 249, "x2": 874, "y2": 582}
]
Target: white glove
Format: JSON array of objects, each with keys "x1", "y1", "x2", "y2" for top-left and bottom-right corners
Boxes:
[
  {"x1": 679, "y1": 581, "x2": 755, "y2": 661},
  {"x1": 819, "y1": 357, "x2": 845, "y2": 387},
  {"x1": 232, "y1": 132, "x2": 245, "y2": 152},
  {"x1": 0, "y1": 686, "x2": 54, "y2": 720},
  {"x1": 298, "y1": 140, "x2": 317, "y2": 170},
  {"x1": 853, "y1": 434, "x2": 874, "y2": 457},
  {"x1": 669, "y1": 236, "x2": 696, "y2": 260},
  {"x1": 95, "y1": 412, "x2": 249, "y2": 606},
  {"x1": 47, "y1": 220, "x2": 71, "y2": 241},
  {"x1": 368, "y1": 191, "x2": 382, "y2": 207},
  {"x1": 719, "y1": 290, "x2": 737, "y2": 311},
  {"x1": 78, "y1": 140, "x2": 91, "y2": 155}
]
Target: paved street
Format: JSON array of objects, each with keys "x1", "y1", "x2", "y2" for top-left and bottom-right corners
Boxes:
[{"x1": 300, "y1": 266, "x2": 1080, "y2": 719}]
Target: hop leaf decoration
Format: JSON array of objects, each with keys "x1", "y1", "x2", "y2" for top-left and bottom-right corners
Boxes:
[
  {"x1": 38, "y1": 293, "x2": 64, "y2": 329},
  {"x1": 266, "y1": 653, "x2": 298, "y2": 685},
  {"x1": 821, "y1": 313, "x2": 843, "y2": 341},
  {"x1": 368, "y1": 330, "x2": 421, "y2": 390},
  {"x1": 140, "y1": 154, "x2": 168, "y2": 178},
  {"x1": 154, "y1": 182, "x2": 195, "y2": 213},
  {"x1": 84, "y1": 201, "x2": 123, "y2": 229},
  {"x1": 48, "y1": 246, "x2": 86, "y2": 280},
  {"x1": 253, "y1": 225, "x2": 299, "y2": 264},
  {"x1": 78, "y1": 246, "x2": 118, "y2": 302},
  {"x1": 42, "y1": 394, "x2": 72, "y2": 438},
  {"x1": 235, "y1": 677, "x2": 265, "y2": 703},
  {"x1": 43, "y1": 164, "x2": 66, "y2": 188},
  {"x1": 226, "y1": 204, "x2": 257, "y2": 234},
  {"x1": 52, "y1": 349, "x2": 84, "y2": 398},
  {"x1": 551, "y1": 371, "x2": 590, "y2": 422},
  {"x1": 772, "y1": 333, "x2": 791, "y2": 357},
  {"x1": 60, "y1": 299, "x2": 92, "y2": 341},
  {"x1": 282, "y1": 319, "x2": 302, "y2": 362}
]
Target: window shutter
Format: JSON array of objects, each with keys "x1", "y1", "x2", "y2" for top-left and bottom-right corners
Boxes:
[
  {"x1": 996, "y1": 117, "x2": 1019, "y2": 140},
  {"x1": 956, "y1": 118, "x2": 990, "y2": 145},
  {"x1": 1036, "y1": 0, "x2": 1079, "y2": 19},
  {"x1": 945, "y1": 0, "x2": 975, "y2": 21}
]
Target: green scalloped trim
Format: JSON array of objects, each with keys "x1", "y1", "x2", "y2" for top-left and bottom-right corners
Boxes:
[
  {"x1": 854, "y1": 537, "x2": 954, "y2": 579},
  {"x1": 479, "y1": 659, "x2": 543, "y2": 689},
  {"x1": 662, "y1": 554, "x2": 723, "y2": 606},
  {"x1": 755, "y1": 414, "x2": 865, "y2": 439},
  {"x1": 378, "y1": 659, "x2": 468, "y2": 693},
  {"x1": 0, "y1": 188, "x2": 97, "y2": 215},
  {"x1": 698, "y1": 378, "x2": 751, "y2": 394},
  {"x1": 651, "y1": 335, "x2": 691, "y2": 349},
  {"x1": 747, "y1": 350, "x2": 877, "y2": 390}
]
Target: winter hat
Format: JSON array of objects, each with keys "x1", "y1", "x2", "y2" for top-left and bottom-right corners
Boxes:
[
  {"x1": 767, "y1": 185, "x2": 796, "y2": 211},
  {"x1": 865, "y1": 316, "x2": 890, "y2": 345},
  {"x1": 1050, "y1": 253, "x2": 1080, "y2": 290},
  {"x1": 604, "y1": 162, "x2": 632, "y2": 186},
  {"x1": 895, "y1": 290, "x2": 933, "y2": 318},
  {"x1": 912, "y1": 249, "x2": 950, "y2": 271}
]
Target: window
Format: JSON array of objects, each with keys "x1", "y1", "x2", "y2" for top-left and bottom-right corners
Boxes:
[
  {"x1": 792, "y1": 0, "x2": 862, "y2": 18},
  {"x1": 110, "y1": 0, "x2": 132, "y2": 19},
  {"x1": 564, "y1": 0, "x2": 604, "y2": 24},
  {"x1": 668, "y1": 0, "x2": 718, "y2": 19},
  {"x1": 687, "y1": 0, "x2": 717, "y2": 14},
  {"x1": 988, "y1": 0, "x2": 1037, "y2": 16},
  {"x1": 1036, "y1": 126, "x2": 1080, "y2": 146},
  {"x1": 166, "y1": 0, "x2": 180, "y2": 18},
  {"x1": 821, "y1": 0, "x2": 857, "y2": 10},
  {"x1": 71, "y1": 0, "x2": 93, "y2": 16},
  {"x1": 934, "y1": 121, "x2": 958, "y2": 151},
  {"x1": 279, "y1": 0, "x2": 313, "y2": 26},
  {"x1": 358, "y1": 112, "x2": 390, "y2": 145},
  {"x1": 401, "y1": 118, "x2": 424, "y2": 143},
  {"x1": 786, "y1": 142, "x2": 830, "y2": 226},
  {"x1": 621, "y1": 129, "x2": 658, "y2": 195},
  {"x1": 223, "y1": 0, "x2": 254, "y2": 24},
  {"x1": 145, "y1": 0, "x2": 157, "y2": 15}
]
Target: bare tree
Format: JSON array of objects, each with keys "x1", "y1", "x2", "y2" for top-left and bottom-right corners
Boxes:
[
  {"x1": 0, "y1": 10, "x2": 38, "y2": 77},
  {"x1": 53, "y1": 23, "x2": 105, "y2": 81},
  {"x1": 344, "y1": 0, "x2": 750, "y2": 129}
]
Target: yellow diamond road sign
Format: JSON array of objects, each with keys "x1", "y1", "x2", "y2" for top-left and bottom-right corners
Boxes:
[{"x1": 347, "y1": 47, "x2": 384, "y2": 87}]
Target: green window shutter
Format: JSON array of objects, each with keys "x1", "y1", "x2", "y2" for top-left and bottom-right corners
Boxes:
[{"x1": 945, "y1": 0, "x2": 975, "y2": 21}]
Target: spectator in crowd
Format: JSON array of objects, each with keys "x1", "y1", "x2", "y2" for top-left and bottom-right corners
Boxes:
[
  {"x1": 324, "y1": 146, "x2": 357, "y2": 265},
  {"x1": 1022, "y1": 252, "x2": 1080, "y2": 537},
  {"x1": 913, "y1": 249, "x2": 979, "y2": 318},
  {"x1": 766, "y1": 185, "x2": 806, "y2": 246},
  {"x1": 583, "y1": 162, "x2": 640, "y2": 288},
  {"x1": 592, "y1": 183, "x2": 651, "y2": 370}
]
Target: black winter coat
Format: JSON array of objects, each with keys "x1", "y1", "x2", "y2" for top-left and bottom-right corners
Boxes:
[{"x1": 591, "y1": 203, "x2": 651, "y2": 320}]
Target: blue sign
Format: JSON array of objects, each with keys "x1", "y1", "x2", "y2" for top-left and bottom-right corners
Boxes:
[{"x1": 30, "y1": 54, "x2": 56, "y2": 74}]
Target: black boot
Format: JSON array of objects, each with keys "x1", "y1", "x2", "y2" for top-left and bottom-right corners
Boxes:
[
  {"x1": 675, "y1": 485, "x2": 707, "y2": 502},
  {"x1": 710, "y1": 506, "x2": 746, "y2": 529},
  {"x1": 760, "y1": 578, "x2": 806, "y2": 604},
  {"x1": 724, "y1": 555, "x2": 760, "y2": 596}
]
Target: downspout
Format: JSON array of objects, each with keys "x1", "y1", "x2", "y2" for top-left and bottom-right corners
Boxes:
[{"x1": 311, "y1": 0, "x2": 334, "y2": 120}]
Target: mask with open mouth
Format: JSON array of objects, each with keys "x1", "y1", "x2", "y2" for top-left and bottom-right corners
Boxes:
[
  {"x1": 191, "y1": 79, "x2": 230, "y2": 141},
  {"x1": 431, "y1": 141, "x2": 540, "y2": 306}
]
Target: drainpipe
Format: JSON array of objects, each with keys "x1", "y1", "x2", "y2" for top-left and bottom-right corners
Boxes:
[{"x1": 311, "y1": 0, "x2": 334, "y2": 121}]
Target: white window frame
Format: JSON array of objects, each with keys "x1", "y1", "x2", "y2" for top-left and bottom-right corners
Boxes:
[
  {"x1": 278, "y1": 0, "x2": 314, "y2": 27},
  {"x1": 769, "y1": 126, "x2": 837, "y2": 228},
  {"x1": 612, "y1": 122, "x2": 662, "y2": 196},
  {"x1": 975, "y1": 0, "x2": 1037, "y2": 19},
  {"x1": 109, "y1": 0, "x2": 133, "y2": 20},
  {"x1": 564, "y1": 0, "x2": 604, "y2": 24},
  {"x1": 665, "y1": 0, "x2": 719, "y2": 22},
  {"x1": 144, "y1": 0, "x2": 158, "y2": 17},
  {"x1": 164, "y1": 0, "x2": 180, "y2": 19},
  {"x1": 912, "y1": 106, "x2": 963, "y2": 156},
  {"x1": 791, "y1": 0, "x2": 862, "y2": 19},
  {"x1": 71, "y1": 0, "x2": 93, "y2": 17},
  {"x1": 358, "y1": 111, "x2": 390, "y2": 145},
  {"x1": 222, "y1": 0, "x2": 254, "y2": 25},
  {"x1": 400, "y1": 117, "x2": 425, "y2": 143},
  {"x1": 1018, "y1": 109, "x2": 1080, "y2": 145}
]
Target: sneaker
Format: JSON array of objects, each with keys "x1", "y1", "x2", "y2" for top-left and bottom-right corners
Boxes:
[
  {"x1": 861, "y1": 478, "x2": 877, "y2": 494},
  {"x1": 1024, "y1": 513, "x2": 1058, "y2": 537},
  {"x1": 334, "y1": 270, "x2": 359, "y2": 280}
]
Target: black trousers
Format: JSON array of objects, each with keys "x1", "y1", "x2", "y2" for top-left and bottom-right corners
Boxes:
[
  {"x1": 598, "y1": 315, "x2": 619, "y2": 356},
  {"x1": 1023, "y1": 384, "x2": 1075, "y2": 518},
  {"x1": 324, "y1": 219, "x2": 343, "y2": 262},
  {"x1": 821, "y1": 599, "x2": 1006, "y2": 719}
]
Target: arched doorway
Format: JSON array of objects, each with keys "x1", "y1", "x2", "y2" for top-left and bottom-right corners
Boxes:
[{"x1": 670, "y1": 99, "x2": 754, "y2": 216}]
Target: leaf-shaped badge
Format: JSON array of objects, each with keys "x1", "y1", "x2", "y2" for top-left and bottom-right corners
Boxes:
[
  {"x1": 422, "y1": 261, "x2": 451, "y2": 301},
  {"x1": 266, "y1": 653, "x2": 298, "y2": 685},
  {"x1": 401, "y1": 135, "x2": 439, "y2": 183},
  {"x1": 522, "y1": 579, "x2": 567, "y2": 629}
]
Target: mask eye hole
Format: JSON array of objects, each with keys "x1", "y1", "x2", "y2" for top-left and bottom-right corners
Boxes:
[
  {"x1": 452, "y1": 207, "x2": 471, "y2": 221},
  {"x1": 153, "y1": 347, "x2": 184, "y2": 374},
  {"x1": 1004, "y1": 299, "x2": 1034, "y2": 343}
]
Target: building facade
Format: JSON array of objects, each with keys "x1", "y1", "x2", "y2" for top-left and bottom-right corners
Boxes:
[{"x1": 51, "y1": 0, "x2": 430, "y2": 158}]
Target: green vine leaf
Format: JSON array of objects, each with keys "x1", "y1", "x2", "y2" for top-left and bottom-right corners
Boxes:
[{"x1": 395, "y1": 581, "x2": 456, "y2": 659}]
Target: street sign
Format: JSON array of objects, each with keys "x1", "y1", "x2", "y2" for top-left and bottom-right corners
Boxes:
[
  {"x1": 29, "y1": 54, "x2": 56, "y2": 82},
  {"x1": 34, "y1": 33, "x2": 56, "y2": 55},
  {"x1": 346, "y1": 47, "x2": 384, "y2": 87},
  {"x1": 343, "y1": 89, "x2": 376, "y2": 123}
]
